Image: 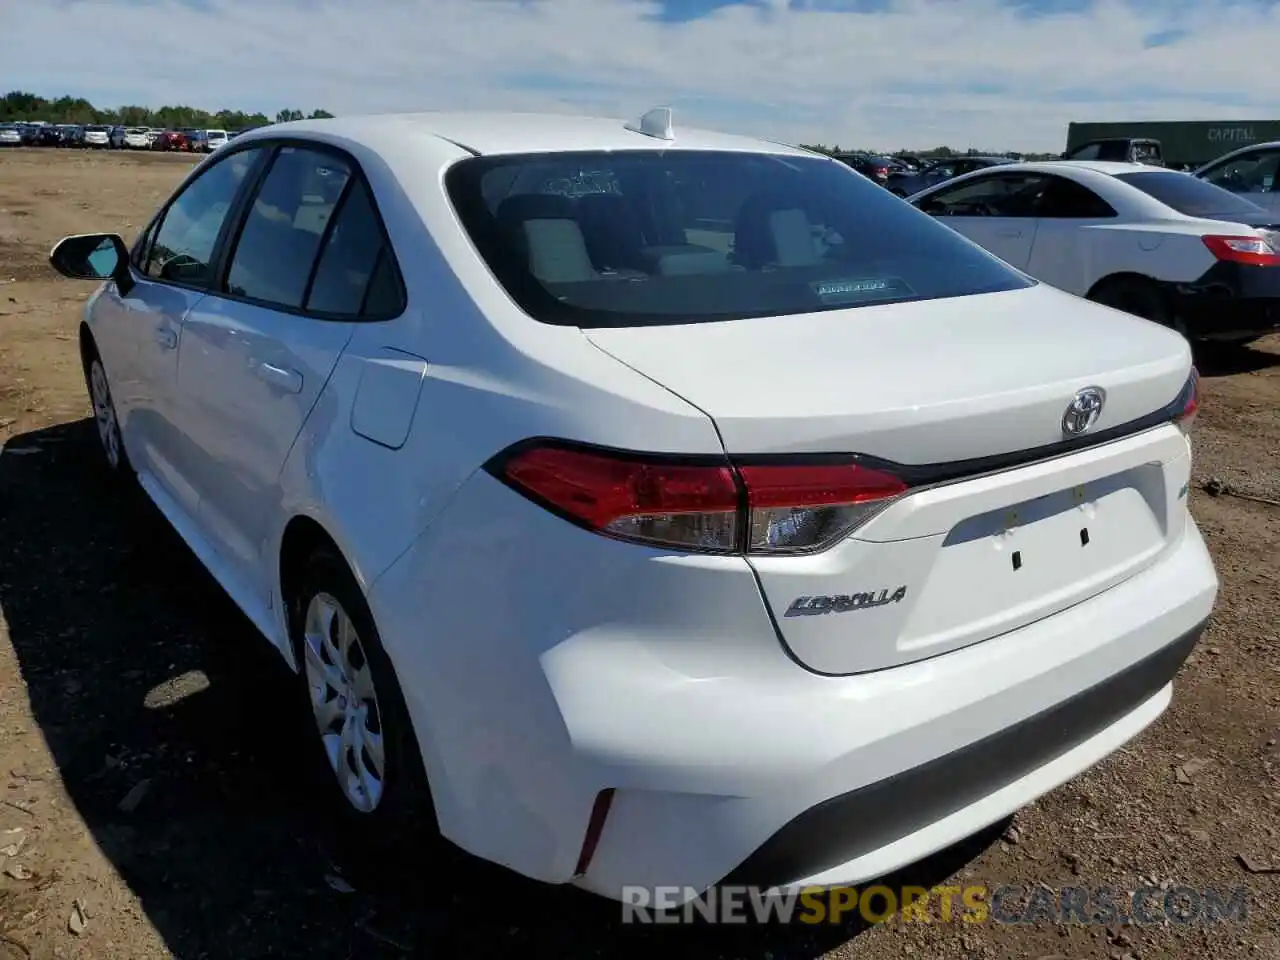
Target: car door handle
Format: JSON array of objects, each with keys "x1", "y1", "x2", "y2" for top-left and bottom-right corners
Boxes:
[
  {"x1": 995, "y1": 229, "x2": 1024, "y2": 238},
  {"x1": 154, "y1": 325, "x2": 178, "y2": 350},
  {"x1": 255, "y1": 361, "x2": 303, "y2": 394}
]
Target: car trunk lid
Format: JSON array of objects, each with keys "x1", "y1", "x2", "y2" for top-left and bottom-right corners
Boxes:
[{"x1": 585, "y1": 284, "x2": 1196, "y2": 674}]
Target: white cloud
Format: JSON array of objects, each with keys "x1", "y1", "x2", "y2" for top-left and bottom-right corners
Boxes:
[{"x1": 8, "y1": 0, "x2": 1280, "y2": 151}]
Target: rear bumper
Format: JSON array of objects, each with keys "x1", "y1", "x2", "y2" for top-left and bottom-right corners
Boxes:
[
  {"x1": 578, "y1": 519, "x2": 1215, "y2": 901},
  {"x1": 369, "y1": 468, "x2": 1218, "y2": 900},
  {"x1": 1168, "y1": 261, "x2": 1280, "y2": 340},
  {"x1": 724, "y1": 620, "x2": 1200, "y2": 888}
]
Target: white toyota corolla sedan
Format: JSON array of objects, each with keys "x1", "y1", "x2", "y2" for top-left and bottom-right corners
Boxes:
[{"x1": 49, "y1": 108, "x2": 1217, "y2": 902}]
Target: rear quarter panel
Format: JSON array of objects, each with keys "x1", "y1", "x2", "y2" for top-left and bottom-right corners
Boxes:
[{"x1": 1027, "y1": 222, "x2": 1219, "y2": 296}]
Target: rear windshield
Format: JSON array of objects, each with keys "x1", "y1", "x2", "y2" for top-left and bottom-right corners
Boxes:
[
  {"x1": 445, "y1": 150, "x2": 1032, "y2": 328},
  {"x1": 85, "y1": 125, "x2": 108, "y2": 132},
  {"x1": 1131, "y1": 142, "x2": 1161, "y2": 162},
  {"x1": 1115, "y1": 171, "x2": 1265, "y2": 217}
]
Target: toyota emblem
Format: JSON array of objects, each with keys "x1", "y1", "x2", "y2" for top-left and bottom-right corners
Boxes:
[{"x1": 1062, "y1": 386, "x2": 1106, "y2": 437}]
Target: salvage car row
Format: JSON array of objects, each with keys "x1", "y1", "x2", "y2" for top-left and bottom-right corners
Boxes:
[
  {"x1": 837, "y1": 137, "x2": 1280, "y2": 215},
  {"x1": 0, "y1": 121, "x2": 235, "y2": 152}
]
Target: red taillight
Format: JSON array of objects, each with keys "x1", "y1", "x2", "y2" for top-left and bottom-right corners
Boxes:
[
  {"x1": 500, "y1": 445, "x2": 741, "y2": 552},
  {"x1": 1201, "y1": 234, "x2": 1280, "y2": 267},
  {"x1": 1174, "y1": 367, "x2": 1200, "y2": 433},
  {"x1": 493, "y1": 443, "x2": 908, "y2": 555}
]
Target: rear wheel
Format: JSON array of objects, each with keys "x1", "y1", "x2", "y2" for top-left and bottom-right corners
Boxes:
[
  {"x1": 1088, "y1": 277, "x2": 1186, "y2": 336},
  {"x1": 287, "y1": 548, "x2": 437, "y2": 868}
]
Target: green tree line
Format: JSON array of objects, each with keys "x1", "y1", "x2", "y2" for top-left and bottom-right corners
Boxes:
[
  {"x1": 0, "y1": 91, "x2": 335, "y2": 130},
  {"x1": 2, "y1": 92, "x2": 1049, "y2": 155}
]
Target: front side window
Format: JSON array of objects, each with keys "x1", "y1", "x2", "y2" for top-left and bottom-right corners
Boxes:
[
  {"x1": 445, "y1": 150, "x2": 1031, "y2": 328},
  {"x1": 917, "y1": 173, "x2": 1047, "y2": 218},
  {"x1": 224, "y1": 147, "x2": 352, "y2": 309},
  {"x1": 1116, "y1": 170, "x2": 1267, "y2": 217},
  {"x1": 143, "y1": 147, "x2": 265, "y2": 285},
  {"x1": 1199, "y1": 149, "x2": 1280, "y2": 194}
]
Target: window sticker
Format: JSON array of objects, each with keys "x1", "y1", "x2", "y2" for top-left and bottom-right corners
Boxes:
[{"x1": 812, "y1": 277, "x2": 913, "y2": 303}]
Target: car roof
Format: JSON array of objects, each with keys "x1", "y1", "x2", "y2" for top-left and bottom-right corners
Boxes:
[
  {"x1": 1049, "y1": 160, "x2": 1168, "y2": 175},
  {"x1": 250, "y1": 111, "x2": 814, "y2": 158},
  {"x1": 1194, "y1": 140, "x2": 1280, "y2": 171}
]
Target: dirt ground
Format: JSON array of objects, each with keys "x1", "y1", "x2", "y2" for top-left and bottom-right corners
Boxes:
[{"x1": 0, "y1": 147, "x2": 1277, "y2": 960}]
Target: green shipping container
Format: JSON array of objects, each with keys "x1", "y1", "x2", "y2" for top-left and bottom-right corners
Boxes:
[{"x1": 1066, "y1": 120, "x2": 1280, "y2": 168}]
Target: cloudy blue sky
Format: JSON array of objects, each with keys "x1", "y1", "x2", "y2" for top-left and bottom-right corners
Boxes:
[{"x1": 7, "y1": 0, "x2": 1280, "y2": 151}]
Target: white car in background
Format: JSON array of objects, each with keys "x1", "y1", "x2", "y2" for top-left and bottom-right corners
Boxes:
[
  {"x1": 202, "y1": 129, "x2": 229, "y2": 152},
  {"x1": 83, "y1": 124, "x2": 114, "y2": 148},
  {"x1": 47, "y1": 110, "x2": 1215, "y2": 902},
  {"x1": 1194, "y1": 140, "x2": 1280, "y2": 214},
  {"x1": 909, "y1": 160, "x2": 1280, "y2": 344},
  {"x1": 123, "y1": 127, "x2": 151, "y2": 150},
  {"x1": 0, "y1": 123, "x2": 23, "y2": 146}
]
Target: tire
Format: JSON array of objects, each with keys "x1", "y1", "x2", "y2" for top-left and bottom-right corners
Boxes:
[
  {"x1": 81, "y1": 345, "x2": 132, "y2": 477},
  {"x1": 1088, "y1": 277, "x2": 1186, "y2": 335},
  {"x1": 286, "y1": 547, "x2": 437, "y2": 869}
]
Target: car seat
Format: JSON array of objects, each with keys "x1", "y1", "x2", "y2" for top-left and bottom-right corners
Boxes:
[
  {"x1": 495, "y1": 194, "x2": 596, "y2": 283},
  {"x1": 732, "y1": 193, "x2": 822, "y2": 269}
]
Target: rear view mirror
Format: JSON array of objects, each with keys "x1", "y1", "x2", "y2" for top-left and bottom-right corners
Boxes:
[{"x1": 49, "y1": 233, "x2": 134, "y2": 294}]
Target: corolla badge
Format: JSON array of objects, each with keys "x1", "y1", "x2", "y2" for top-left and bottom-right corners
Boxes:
[
  {"x1": 784, "y1": 587, "x2": 908, "y2": 617},
  {"x1": 1061, "y1": 386, "x2": 1106, "y2": 437}
]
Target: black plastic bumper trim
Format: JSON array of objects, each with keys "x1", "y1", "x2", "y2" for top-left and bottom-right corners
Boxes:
[{"x1": 721, "y1": 621, "x2": 1205, "y2": 889}]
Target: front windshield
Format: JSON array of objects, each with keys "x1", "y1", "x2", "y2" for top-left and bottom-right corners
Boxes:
[{"x1": 445, "y1": 149, "x2": 1032, "y2": 328}]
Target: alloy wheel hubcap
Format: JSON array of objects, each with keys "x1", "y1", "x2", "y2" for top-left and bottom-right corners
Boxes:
[
  {"x1": 89, "y1": 361, "x2": 120, "y2": 468},
  {"x1": 302, "y1": 593, "x2": 386, "y2": 813}
]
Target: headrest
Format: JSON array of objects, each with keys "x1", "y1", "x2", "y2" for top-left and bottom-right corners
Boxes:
[{"x1": 496, "y1": 193, "x2": 577, "y2": 225}]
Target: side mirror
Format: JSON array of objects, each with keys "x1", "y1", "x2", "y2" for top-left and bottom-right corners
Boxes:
[{"x1": 49, "y1": 233, "x2": 135, "y2": 295}]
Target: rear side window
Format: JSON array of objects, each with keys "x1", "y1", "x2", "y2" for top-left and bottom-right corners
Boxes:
[
  {"x1": 1131, "y1": 142, "x2": 1162, "y2": 164},
  {"x1": 1116, "y1": 171, "x2": 1267, "y2": 218},
  {"x1": 304, "y1": 178, "x2": 405, "y2": 318},
  {"x1": 445, "y1": 150, "x2": 1031, "y2": 328},
  {"x1": 224, "y1": 147, "x2": 352, "y2": 309}
]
